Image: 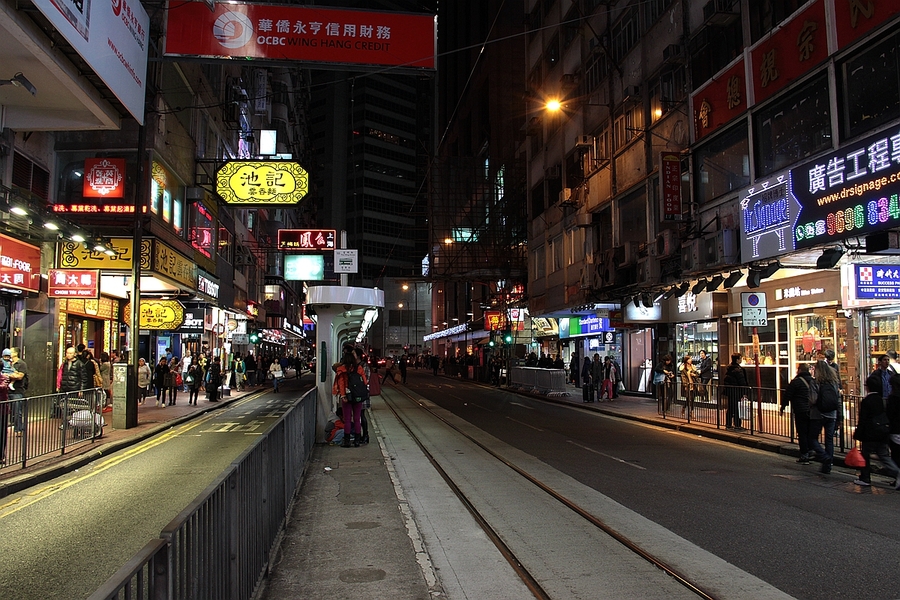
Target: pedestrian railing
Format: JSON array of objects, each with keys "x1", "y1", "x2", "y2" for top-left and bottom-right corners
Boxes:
[
  {"x1": 655, "y1": 382, "x2": 858, "y2": 453},
  {"x1": 0, "y1": 388, "x2": 106, "y2": 470},
  {"x1": 89, "y1": 387, "x2": 317, "y2": 600},
  {"x1": 507, "y1": 367, "x2": 570, "y2": 396}
]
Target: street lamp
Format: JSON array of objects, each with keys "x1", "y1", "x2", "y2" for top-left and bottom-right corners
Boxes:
[{"x1": 398, "y1": 302, "x2": 406, "y2": 351}]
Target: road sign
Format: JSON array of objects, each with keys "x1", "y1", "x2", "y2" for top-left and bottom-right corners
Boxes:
[
  {"x1": 334, "y1": 249, "x2": 358, "y2": 273},
  {"x1": 741, "y1": 292, "x2": 768, "y2": 326}
]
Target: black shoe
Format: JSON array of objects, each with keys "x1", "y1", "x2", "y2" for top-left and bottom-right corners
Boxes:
[
  {"x1": 821, "y1": 460, "x2": 832, "y2": 474},
  {"x1": 353, "y1": 437, "x2": 360, "y2": 447},
  {"x1": 341, "y1": 437, "x2": 351, "y2": 448},
  {"x1": 797, "y1": 457, "x2": 811, "y2": 465}
]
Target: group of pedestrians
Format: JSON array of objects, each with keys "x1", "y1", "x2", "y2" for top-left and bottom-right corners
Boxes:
[
  {"x1": 577, "y1": 353, "x2": 622, "y2": 403},
  {"x1": 331, "y1": 344, "x2": 374, "y2": 448}
]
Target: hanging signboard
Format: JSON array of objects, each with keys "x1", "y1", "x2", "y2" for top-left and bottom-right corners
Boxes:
[
  {"x1": 277, "y1": 229, "x2": 335, "y2": 250},
  {"x1": 216, "y1": 161, "x2": 309, "y2": 205},
  {"x1": 48, "y1": 269, "x2": 100, "y2": 298},
  {"x1": 164, "y1": 2, "x2": 436, "y2": 70}
]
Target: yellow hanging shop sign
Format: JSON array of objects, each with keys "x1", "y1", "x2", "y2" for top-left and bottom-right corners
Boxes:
[
  {"x1": 216, "y1": 161, "x2": 309, "y2": 205},
  {"x1": 123, "y1": 300, "x2": 185, "y2": 330}
]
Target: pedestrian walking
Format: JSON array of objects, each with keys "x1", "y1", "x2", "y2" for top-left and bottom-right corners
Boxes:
[
  {"x1": 781, "y1": 363, "x2": 814, "y2": 463},
  {"x1": 206, "y1": 357, "x2": 223, "y2": 402},
  {"x1": 854, "y1": 372, "x2": 900, "y2": 488},
  {"x1": 269, "y1": 360, "x2": 284, "y2": 392},
  {"x1": 187, "y1": 362, "x2": 203, "y2": 405},
  {"x1": 137, "y1": 358, "x2": 151, "y2": 404},
  {"x1": 581, "y1": 357, "x2": 593, "y2": 402},
  {"x1": 809, "y1": 360, "x2": 840, "y2": 474},
  {"x1": 153, "y1": 357, "x2": 170, "y2": 408},
  {"x1": 7, "y1": 348, "x2": 27, "y2": 436},
  {"x1": 723, "y1": 353, "x2": 749, "y2": 429}
]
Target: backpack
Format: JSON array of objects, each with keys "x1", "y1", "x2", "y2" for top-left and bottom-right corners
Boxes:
[
  {"x1": 817, "y1": 382, "x2": 840, "y2": 413},
  {"x1": 345, "y1": 367, "x2": 369, "y2": 404},
  {"x1": 801, "y1": 377, "x2": 819, "y2": 407}
]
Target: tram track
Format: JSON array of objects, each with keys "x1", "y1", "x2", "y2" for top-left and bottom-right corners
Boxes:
[{"x1": 381, "y1": 385, "x2": 721, "y2": 600}]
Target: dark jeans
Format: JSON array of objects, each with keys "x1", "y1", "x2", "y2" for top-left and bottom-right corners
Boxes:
[
  {"x1": 725, "y1": 391, "x2": 743, "y2": 428},
  {"x1": 9, "y1": 392, "x2": 24, "y2": 433},
  {"x1": 189, "y1": 385, "x2": 200, "y2": 404},
  {"x1": 809, "y1": 417, "x2": 836, "y2": 461},
  {"x1": 792, "y1": 411, "x2": 811, "y2": 456}
]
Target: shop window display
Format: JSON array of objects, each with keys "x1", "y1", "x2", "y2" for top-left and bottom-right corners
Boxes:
[
  {"x1": 674, "y1": 322, "x2": 718, "y2": 373},
  {"x1": 867, "y1": 313, "x2": 900, "y2": 372},
  {"x1": 737, "y1": 316, "x2": 790, "y2": 396}
]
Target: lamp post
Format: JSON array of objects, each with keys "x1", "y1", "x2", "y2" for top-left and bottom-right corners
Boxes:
[{"x1": 398, "y1": 302, "x2": 406, "y2": 351}]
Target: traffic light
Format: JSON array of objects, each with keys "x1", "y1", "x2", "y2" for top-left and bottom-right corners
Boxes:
[
  {"x1": 489, "y1": 339, "x2": 495, "y2": 347},
  {"x1": 503, "y1": 331, "x2": 513, "y2": 344},
  {"x1": 248, "y1": 330, "x2": 260, "y2": 344}
]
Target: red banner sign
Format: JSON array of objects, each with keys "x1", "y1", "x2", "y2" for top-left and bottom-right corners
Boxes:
[
  {"x1": 164, "y1": 2, "x2": 436, "y2": 69},
  {"x1": 277, "y1": 229, "x2": 336, "y2": 251},
  {"x1": 83, "y1": 158, "x2": 126, "y2": 198},
  {"x1": 692, "y1": 58, "x2": 746, "y2": 141},
  {"x1": 660, "y1": 152, "x2": 682, "y2": 221},
  {"x1": 0, "y1": 233, "x2": 41, "y2": 293},
  {"x1": 48, "y1": 269, "x2": 100, "y2": 298},
  {"x1": 749, "y1": 0, "x2": 827, "y2": 105},
  {"x1": 834, "y1": 0, "x2": 900, "y2": 50}
]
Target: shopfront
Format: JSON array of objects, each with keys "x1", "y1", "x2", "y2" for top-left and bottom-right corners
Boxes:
[
  {"x1": 559, "y1": 311, "x2": 624, "y2": 385},
  {"x1": 622, "y1": 303, "x2": 659, "y2": 394},
  {"x1": 842, "y1": 262, "x2": 900, "y2": 394},
  {"x1": 668, "y1": 291, "x2": 727, "y2": 380},
  {"x1": 727, "y1": 270, "x2": 852, "y2": 395}
]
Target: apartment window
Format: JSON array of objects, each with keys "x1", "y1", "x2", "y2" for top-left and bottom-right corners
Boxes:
[
  {"x1": 613, "y1": 103, "x2": 643, "y2": 151},
  {"x1": 584, "y1": 50, "x2": 609, "y2": 93},
  {"x1": 531, "y1": 182, "x2": 545, "y2": 219},
  {"x1": 566, "y1": 228, "x2": 583, "y2": 265},
  {"x1": 840, "y1": 29, "x2": 900, "y2": 140},
  {"x1": 551, "y1": 235, "x2": 563, "y2": 272},
  {"x1": 754, "y1": 72, "x2": 831, "y2": 176},
  {"x1": 749, "y1": 0, "x2": 804, "y2": 44},
  {"x1": 690, "y1": 21, "x2": 743, "y2": 90},
  {"x1": 618, "y1": 187, "x2": 647, "y2": 244},
  {"x1": 694, "y1": 124, "x2": 750, "y2": 203},
  {"x1": 533, "y1": 245, "x2": 546, "y2": 280},
  {"x1": 644, "y1": 0, "x2": 674, "y2": 29},
  {"x1": 595, "y1": 124, "x2": 610, "y2": 162},
  {"x1": 611, "y1": 5, "x2": 641, "y2": 63},
  {"x1": 650, "y1": 66, "x2": 686, "y2": 122}
]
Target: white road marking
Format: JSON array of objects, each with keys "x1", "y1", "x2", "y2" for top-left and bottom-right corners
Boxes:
[
  {"x1": 506, "y1": 416, "x2": 543, "y2": 431},
  {"x1": 567, "y1": 440, "x2": 647, "y2": 470}
]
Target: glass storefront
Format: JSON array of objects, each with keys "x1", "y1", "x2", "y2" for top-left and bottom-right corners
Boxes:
[{"x1": 674, "y1": 321, "x2": 719, "y2": 374}]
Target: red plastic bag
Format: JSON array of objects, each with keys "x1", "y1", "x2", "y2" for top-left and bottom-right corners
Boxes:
[{"x1": 845, "y1": 446, "x2": 866, "y2": 468}]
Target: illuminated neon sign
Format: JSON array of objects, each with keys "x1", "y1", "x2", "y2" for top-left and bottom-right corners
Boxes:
[
  {"x1": 792, "y1": 126, "x2": 900, "y2": 249},
  {"x1": 739, "y1": 174, "x2": 802, "y2": 260}
]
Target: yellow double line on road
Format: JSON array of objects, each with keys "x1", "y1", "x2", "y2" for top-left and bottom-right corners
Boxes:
[{"x1": 0, "y1": 411, "x2": 224, "y2": 518}]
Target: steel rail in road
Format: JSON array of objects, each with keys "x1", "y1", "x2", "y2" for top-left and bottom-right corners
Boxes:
[{"x1": 382, "y1": 384, "x2": 720, "y2": 600}]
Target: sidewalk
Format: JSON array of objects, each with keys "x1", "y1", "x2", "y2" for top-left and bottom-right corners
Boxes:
[{"x1": 0, "y1": 381, "x2": 269, "y2": 497}]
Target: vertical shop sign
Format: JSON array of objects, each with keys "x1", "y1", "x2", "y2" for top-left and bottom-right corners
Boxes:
[{"x1": 660, "y1": 152, "x2": 682, "y2": 220}]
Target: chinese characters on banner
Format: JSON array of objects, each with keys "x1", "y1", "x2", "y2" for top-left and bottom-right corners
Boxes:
[
  {"x1": 660, "y1": 152, "x2": 682, "y2": 221},
  {"x1": 164, "y1": 3, "x2": 436, "y2": 69},
  {"x1": 0, "y1": 233, "x2": 41, "y2": 293},
  {"x1": 216, "y1": 161, "x2": 309, "y2": 205},
  {"x1": 48, "y1": 269, "x2": 100, "y2": 298},
  {"x1": 277, "y1": 229, "x2": 336, "y2": 251}
]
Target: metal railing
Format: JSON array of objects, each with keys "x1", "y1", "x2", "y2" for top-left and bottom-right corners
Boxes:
[
  {"x1": 89, "y1": 387, "x2": 317, "y2": 600},
  {"x1": 0, "y1": 388, "x2": 106, "y2": 470},
  {"x1": 656, "y1": 381, "x2": 858, "y2": 452},
  {"x1": 507, "y1": 367, "x2": 570, "y2": 396}
]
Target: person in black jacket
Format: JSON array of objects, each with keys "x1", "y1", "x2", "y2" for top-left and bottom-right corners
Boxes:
[
  {"x1": 781, "y1": 363, "x2": 814, "y2": 462},
  {"x1": 853, "y1": 373, "x2": 900, "y2": 488},
  {"x1": 59, "y1": 346, "x2": 88, "y2": 392},
  {"x1": 153, "y1": 357, "x2": 170, "y2": 408},
  {"x1": 698, "y1": 350, "x2": 714, "y2": 402},
  {"x1": 723, "y1": 353, "x2": 749, "y2": 430}
]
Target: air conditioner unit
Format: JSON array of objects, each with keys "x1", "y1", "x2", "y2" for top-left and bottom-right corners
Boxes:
[
  {"x1": 614, "y1": 241, "x2": 639, "y2": 267},
  {"x1": 703, "y1": 0, "x2": 739, "y2": 26},
  {"x1": 545, "y1": 165, "x2": 561, "y2": 179},
  {"x1": 704, "y1": 228, "x2": 739, "y2": 267},
  {"x1": 559, "y1": 188, "x2": 577, "y2": 207},
  {"x1": 623, "y1": 85, "x2": 641, "y2": 102},
  {"x1": 575, "y1": 135, "x2": 594, "y2": 148},
  {"x1": 653, "y1": 229, "x2": 679, "y2": 257},
  {"x1": 596, "y1": 249, "x2": 617, "y2": 287},
  {"x1": 681, "y1": 239, "x2": 702, "y2": 273},
  {"x1": 636, "y1": 257, "x2": 660, "y2": 284},
  {"x1": 662, "y1": 44, "x2": 683, "y2": 62}
]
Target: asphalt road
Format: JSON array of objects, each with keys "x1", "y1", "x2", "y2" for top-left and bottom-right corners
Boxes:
[
  {"x1": 0, "y1": 381, "x2": 310, "y2": 600},
  {"x1": 403, "y1": 371, "x2": 900, "y2": 600}
]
